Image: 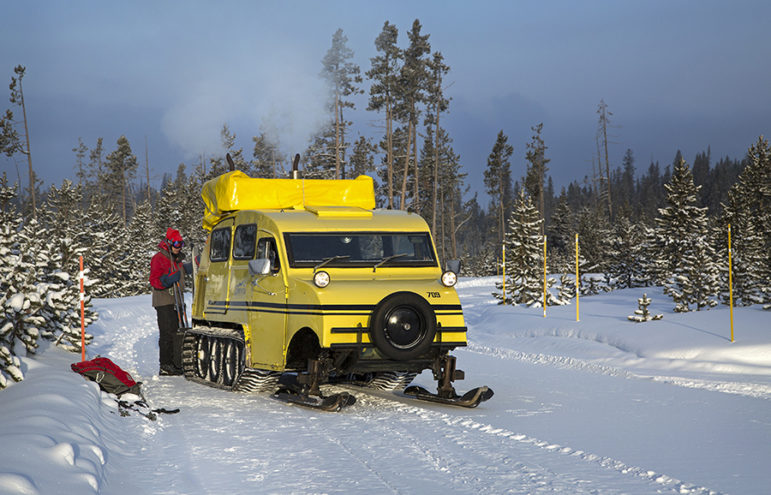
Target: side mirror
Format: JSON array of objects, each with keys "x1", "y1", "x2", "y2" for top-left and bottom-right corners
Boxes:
[
  {"x1": 248, "y1": 259, "x2": 271, "y2": 276},
  {"x1": 445, "y1": 259, "x2": 461, "y2": 274}
]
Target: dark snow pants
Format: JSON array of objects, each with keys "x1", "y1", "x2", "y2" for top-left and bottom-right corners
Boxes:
[{"x1": 155, "y1": 304, "x2": 182, "y2": 370}]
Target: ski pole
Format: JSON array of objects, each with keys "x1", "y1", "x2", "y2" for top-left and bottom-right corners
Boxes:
[{"x1": 165, "y1": 241, "x2": 187, "y2": 329}]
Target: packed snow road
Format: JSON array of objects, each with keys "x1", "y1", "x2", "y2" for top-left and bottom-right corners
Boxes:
[{"x1": 81, "y1": 280, "x2": 771, "y2": 494}]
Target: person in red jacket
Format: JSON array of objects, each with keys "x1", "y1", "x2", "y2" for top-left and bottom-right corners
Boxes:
[{"x1": 149, "y1": 228, "x2": 188, "y2": 376}]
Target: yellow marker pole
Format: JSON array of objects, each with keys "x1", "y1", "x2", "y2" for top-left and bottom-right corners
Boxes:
[
  {"x1": 575, "y1": 233, "x2": 580, "y2": 322},
  {"x1": 728, "y1": 224, "x2": 734, "y2": 342},
  {"x1": 502, "y1": 244, "x2": 506, "y2": 305},
  {"x1": 543, "y1": 235, "x2": 547, "y2": 317}
]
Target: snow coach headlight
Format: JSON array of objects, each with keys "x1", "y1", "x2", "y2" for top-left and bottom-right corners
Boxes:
[
  {"x1": 313, "y1": 270, "x2": 331, "y2": 288},
  {"x1": 440, "y1": 270, "x2": 457, "y2": 287}
]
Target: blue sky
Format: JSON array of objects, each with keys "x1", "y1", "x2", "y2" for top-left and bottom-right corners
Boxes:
[{"x1": 1, "y1": 0, "x2": 769, "y2": 203}]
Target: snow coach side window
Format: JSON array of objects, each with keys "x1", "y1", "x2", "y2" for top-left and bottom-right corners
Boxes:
[
  {"x1": 256, "y1": 237, "x2": 280, "y2": 273},
  {"x1": 210, "y1": 227, "x2": 232, "y2": 262},
  {"x1": 233, "y1": 224, "x2": 257, "y2": 260}
]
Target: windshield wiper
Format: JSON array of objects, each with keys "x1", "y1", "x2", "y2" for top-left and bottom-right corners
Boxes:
[
  {"x1": 314, "y1": 255, "x2": 350, "y2": 271},
  {"x1": 373, "y1": 253, "x2": 408, "y2": 272}
]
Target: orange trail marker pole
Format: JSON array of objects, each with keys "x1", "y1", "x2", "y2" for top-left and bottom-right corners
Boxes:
[{"x1": 79, "y1": 255, "x2": 86, "y2": 362}]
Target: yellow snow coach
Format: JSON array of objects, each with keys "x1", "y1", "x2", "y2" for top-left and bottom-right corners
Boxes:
[{"x1": 183, "y1": 165, "x2": 493, "y2": 410}]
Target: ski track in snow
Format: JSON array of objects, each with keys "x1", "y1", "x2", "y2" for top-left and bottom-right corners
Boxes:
[
  {"x1": 97, "y1": 301, "x2": 719, "y2": 495},
  {"x1": 465, "y1": 341, "x2": 771, "y2": 400}
]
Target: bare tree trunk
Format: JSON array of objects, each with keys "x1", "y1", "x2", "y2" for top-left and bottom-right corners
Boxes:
[
  {"x1": 17, "y1": 75, "x2": 35, "y2": 218},
  {"x1": 399, "y1": 117, "x2": 414, "y2": 210},
  {"x1": 440, "y1": 186, "x2": 446, "y2": 263},
  {"x1": 412, "y1": 125, "x2": 419, "y2": 213},
  {"x1": 145, "y1": 137, "x2": 151, "y2": 202},
  {"x1": 449, "y1": 189, "x2": 457, "y2": 259},
  {"x1": 499, "y1": 175, "x2": 505, "y2": 244},
  {"x1": 121, "y1": 172, "x2": 127, "y2": 226},
  {"x1": 431, "y1": 113, "x2": 440, "y2": 233},
  {"x1": 334, "y1": 92, "x2": 341, "y2": 179},
  {"x1": 386, "y1": 104, "x2": 394, "y2": 209},
  {"x1": 602, "y1": 120, "x2": 612, "y2": 220}
]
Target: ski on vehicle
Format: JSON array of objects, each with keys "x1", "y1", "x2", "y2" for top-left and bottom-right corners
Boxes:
[
  {"x1": 271, "y1": 372, "x2": 356, "y2": 412},
  {"x1": 403, "y1": 385, "x2": 494, "y2": 408},
  {"x1": 272, "y1": 389, "x2": 356, "y2": 412},
  {"x1": 402, "y1": 354, "x2": 494, "y2": 408}
]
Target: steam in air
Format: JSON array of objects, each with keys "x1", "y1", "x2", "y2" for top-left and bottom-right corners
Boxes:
[{"x1": 161, "y1": 45, "x2": 329, "y2": 167}]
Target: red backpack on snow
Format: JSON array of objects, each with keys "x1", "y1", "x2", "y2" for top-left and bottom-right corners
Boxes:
[{"x1": 71, "y1": 357, "x2": 142, "y2": 396}]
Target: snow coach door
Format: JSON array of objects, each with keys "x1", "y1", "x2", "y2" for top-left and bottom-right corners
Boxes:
[
  {"x1": 248, "y1": 232, "x2": 288, "y2": 369},
  {"x1": 204, "y1": 218, "x2": 235, "y2": 317}
]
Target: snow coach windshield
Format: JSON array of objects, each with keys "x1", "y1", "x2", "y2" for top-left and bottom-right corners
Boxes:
[{"x1": 284, "y1": 232, "x2": 437, "y2": 268}]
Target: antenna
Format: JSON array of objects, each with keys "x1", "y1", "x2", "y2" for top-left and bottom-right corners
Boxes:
[{"x1": 226, "y1": 153, "x2": 236, "y2": 172}]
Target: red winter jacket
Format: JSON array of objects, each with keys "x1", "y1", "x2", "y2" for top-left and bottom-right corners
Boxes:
[{"x1": 149, "y1": 242, "x2": 186, "y2": 307}]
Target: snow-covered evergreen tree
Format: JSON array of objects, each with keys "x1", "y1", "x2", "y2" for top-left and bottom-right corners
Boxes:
[
  {"x1": 575, "y1": 206, "x2": 611, "y2": 273},
  {"x1": 126, "y1": 198, "x2": 156, "y2": 295},
  {"x1": 655, "y1": 158, "x2": 720, "y2": 311},
  {"x1": 39, "y1": 181, "x2": 96, "y2": 350},
  {"x1": 718, "y1": 136, "x2": 770, "y2": 307},
  {"x1": 547, "y1": 196, "x2": 574, "y2": 273},
  {"x1": 79, "y1": 191, "x2": 123, "y2": 297},
  {"x1": 0, "y1": 176, "x2": 44, "y2": 388},
  {"x1": 606, "y1": 216, "x2": 646, "y2": 289},
  {"x1": 627, "y1": 293, "x2": 663, "y2": 322},
  {"x1": 494, "y1": 190, "x2": 559, "y2": 306}
]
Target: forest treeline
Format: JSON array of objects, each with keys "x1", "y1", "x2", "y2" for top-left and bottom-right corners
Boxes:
[{"x1": 1, "y1": 21, "x2": 770, "y2": 387}]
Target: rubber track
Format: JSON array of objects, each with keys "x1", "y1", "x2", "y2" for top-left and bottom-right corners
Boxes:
[
  {"x1": 367, "y1": 372, "x2": 417, "y2": 391},
  {"x1": 182, "y1": 330, "x2": 280, "y2": 393}
]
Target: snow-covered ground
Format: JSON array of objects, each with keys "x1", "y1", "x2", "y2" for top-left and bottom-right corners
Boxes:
[{"x1": 1, "y1": 277, "x2": 770, "y2": 494}]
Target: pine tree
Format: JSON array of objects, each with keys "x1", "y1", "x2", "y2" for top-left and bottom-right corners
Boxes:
[
  {"x1": 395, "y1": 19, "x2": 430, "y2": 211},
  {"x1": 606, "y1": 216, "x2": 646, "y2": 289},
  {"x1": 220, "y1": 124, "x2": 247, "y2": 172},
  {"x1": 79, "y1": 191, "x2": 123, "y2": 297},
  {"x1": 484, "y1": 131, "x2": 514, "y2": 245},
  {"x1": 524, "y1": 123, "x2": 549, "y2": 235},
  {"x1": 655, "y1": 158, "x2": 720, "y2": 311},
  {"x1": 303, "y1": 125, "x2": 338, "y2": 179},
  {"x1": 349, "y1": 135, "x2": 376, "y2": 178},
  {"x1": 367, "y1": 21, "x2": 402, "y2": 209},
  {"x1": 494, "y1": 190, "x2": 557, "y2": 306},
  {"x1": 104, "y1": 135, "x2": 138, "y2": 226},
  {"x1": 627, "y1": 293, "x2": 663, "y2": 322},
  {"x1": 39, "y1": 181, "x2": 96, "y2": 347},
  {"x1": 0, "y1": 177, "x2": 45, "y2": 388},
  {"x1": 547, "y1": 194, "x2": 573, "y2": 272},
  {"x1": 252, "y1": 132, "x2": 285, "y2": 178},
  {"x1": 719, "y1": 136, "x2": 771, "y2": 306},
  {"x1": 320, "y1": 28, "x2": 362, "y2": 179},
  {"x1": 425, "y1": 51, "x2": 450, "y2": 235},
  {"x1": 125, "y1": 198, "x2": 157, "y2": 295}
]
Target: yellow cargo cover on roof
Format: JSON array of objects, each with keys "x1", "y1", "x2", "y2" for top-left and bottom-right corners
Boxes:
[{"x1": 201, "y1": 171, "x2": 376, "y2": 230}]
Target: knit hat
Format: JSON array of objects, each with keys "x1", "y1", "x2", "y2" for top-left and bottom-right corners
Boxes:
[{"x1": 165, "y1": 228, "x2": 184, "y2": 245}]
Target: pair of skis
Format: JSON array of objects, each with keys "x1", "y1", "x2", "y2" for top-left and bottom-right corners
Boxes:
[{"x1": 164, "y1": 241, "x2": 189, "y2": 331}]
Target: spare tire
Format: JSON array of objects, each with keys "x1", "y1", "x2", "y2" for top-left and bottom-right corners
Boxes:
[{"x1": 368, "y1": 292, "x2": 437, "y2": 361}]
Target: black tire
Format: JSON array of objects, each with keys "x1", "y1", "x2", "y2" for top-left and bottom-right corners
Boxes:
[{"x1": 368, "y1": 292, "x2": 437, "y2": 361}]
